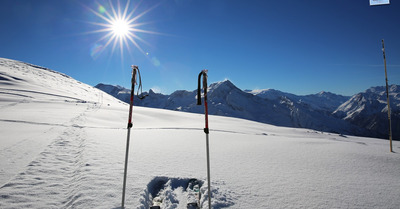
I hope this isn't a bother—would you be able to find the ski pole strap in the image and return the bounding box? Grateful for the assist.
[136,68,148,100]
[132,65,148,100]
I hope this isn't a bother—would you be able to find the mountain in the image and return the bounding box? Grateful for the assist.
[247,89,350,112]
[333,85,400,139]
[96,80,387,138]
[94,83,131,102]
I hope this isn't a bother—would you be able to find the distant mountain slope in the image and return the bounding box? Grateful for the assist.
[333,85,400,139]
[247,88,350,112]
[96,80,399,139]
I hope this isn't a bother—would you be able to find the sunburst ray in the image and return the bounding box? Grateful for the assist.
[83,0,160,59]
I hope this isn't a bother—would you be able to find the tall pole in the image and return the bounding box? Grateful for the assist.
[382,39,393,152]
[122,66,137,208]
[197,69,212,209]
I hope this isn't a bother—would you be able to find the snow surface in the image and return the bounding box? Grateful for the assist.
[1,58,400,209]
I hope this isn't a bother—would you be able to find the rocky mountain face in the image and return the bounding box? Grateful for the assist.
[95,81,400,140]
[333,85,400,139]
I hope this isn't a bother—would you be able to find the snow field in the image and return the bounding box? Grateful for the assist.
[1,58,400,208]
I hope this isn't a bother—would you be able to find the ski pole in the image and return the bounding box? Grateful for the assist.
[382,39,393,152]
[197,69,212,209]
[122,65,142,209]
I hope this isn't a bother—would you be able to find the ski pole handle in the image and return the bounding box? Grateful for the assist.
[127,66,138,128]
[197,69,208,105]
[202,70,208,101]
[131,65,138,85]
[196,69,209,134]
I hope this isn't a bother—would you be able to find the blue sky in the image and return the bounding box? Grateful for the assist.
[0,0,399,96]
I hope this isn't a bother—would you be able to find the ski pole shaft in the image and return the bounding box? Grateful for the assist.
[203,71,211,209]
[206,133,211,209]
[122,128,131,209]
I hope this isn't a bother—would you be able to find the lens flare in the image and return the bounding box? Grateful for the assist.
[90,43,104,60]
[98,5,106,14]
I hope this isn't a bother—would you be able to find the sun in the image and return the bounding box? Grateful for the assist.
[111,18,130,37]
[84,0,159,57]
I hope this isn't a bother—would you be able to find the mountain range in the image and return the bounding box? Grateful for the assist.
[95,81,399,140]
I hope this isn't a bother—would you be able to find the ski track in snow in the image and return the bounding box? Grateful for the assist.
[0,95,101,208]
[0,75,234,208]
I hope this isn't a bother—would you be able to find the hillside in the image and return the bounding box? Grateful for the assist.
[1,58,400,209]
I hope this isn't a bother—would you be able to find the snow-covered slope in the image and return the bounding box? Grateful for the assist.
[1,58,400,209]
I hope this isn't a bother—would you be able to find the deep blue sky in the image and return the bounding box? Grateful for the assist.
[0,0,399,96]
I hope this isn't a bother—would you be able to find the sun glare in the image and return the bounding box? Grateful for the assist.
[84,0,159,58]
[111,19,129,37]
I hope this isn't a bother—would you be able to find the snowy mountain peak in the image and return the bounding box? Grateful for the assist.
[390,84,399,92]
[208,79,237,91]
[246,88,270,94]
[317,91,334,97]
[94,83,129,96]
[364,85,399,96]
[365,86,385,95]
[248,88,288,100]
[207,80,244,99]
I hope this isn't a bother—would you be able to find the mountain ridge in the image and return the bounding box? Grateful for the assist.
[95,80,400,140]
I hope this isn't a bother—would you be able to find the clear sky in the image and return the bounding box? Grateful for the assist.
[0,0,399,96]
